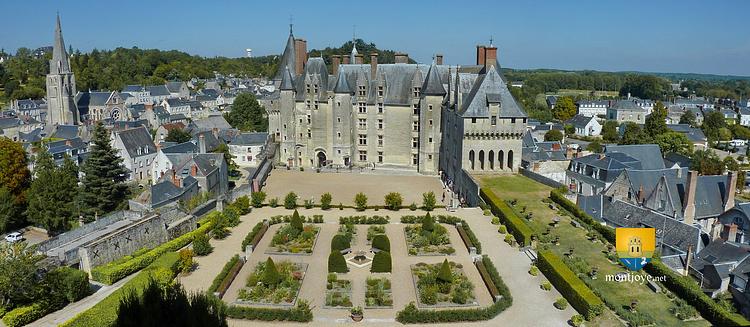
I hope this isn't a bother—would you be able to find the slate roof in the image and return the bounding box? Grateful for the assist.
[605,144,665,170]
[280,66,296,91]
[192,131,222,152]
[75,91,113,107]
[0,118,20,129]
[333,69,351,94]
[191,116,231,131]
[115,126,156,158]
[151,176,198,206]
[566,114,595,129]
[458,64,526,118]
[123,85,145,93]
[692,240,750,272]
[667,124,706,143]
[161,141,199,154]
[610,100,645,112]
[274,31,297,81]
[230,132,268,146]
[50,125,79,140]
[664,152,692,168]
[146,85,170,97]
[166,81,184,93]
[421,62,446,96]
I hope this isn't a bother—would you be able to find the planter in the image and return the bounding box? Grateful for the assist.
[351,313,363,322]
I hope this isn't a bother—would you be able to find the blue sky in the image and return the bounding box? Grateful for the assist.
[2,0,749,76]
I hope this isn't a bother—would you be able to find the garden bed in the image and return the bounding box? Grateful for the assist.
[324,274,353,308]
[237,260,307,306]
[366,225,386,244]
[404,223,455,256]
[365,277,393,308]
[411,261,477,308]
[265,223,320,255]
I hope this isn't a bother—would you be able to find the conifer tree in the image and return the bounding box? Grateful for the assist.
[437,259,452,283]
[25,148,79,234]
[79,122,129,220]
[261,257,281,286]
[421,212,434,232]
[290,209,303,232]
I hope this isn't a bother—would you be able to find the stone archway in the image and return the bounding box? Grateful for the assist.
[317,151,327,168]
[489,150,495,170]
[479,150,485,170]
[507,150,514,170]
[469,150,475,170]
[498,150,504,170]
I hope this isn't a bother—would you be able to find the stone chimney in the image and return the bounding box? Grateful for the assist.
[355,54,364,64]
[294,38,307,76]
[199,134,207,154]
[724,223,739,242]
[171,169,181,188]
[343,56,350,64]
[332,55,340,76]
[484,46,498,69]
[565,146,575,159]
[683,245,693,276]
[726,171,738,211]
[683,170,698,225]
[370,53,378,79]
[435,54,443,65]
[65,139,72,147]
[476,45,486,66]
[190,164,198,176]
[395,52,409,64]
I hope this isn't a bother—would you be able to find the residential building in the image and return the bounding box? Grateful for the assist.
[566,114,602,136]
[228,132,269,167]
[576,100,609,117]
[111,126,157,183]
[566,144,665,196]
[607,100,646,124]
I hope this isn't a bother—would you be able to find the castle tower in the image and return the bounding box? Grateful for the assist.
[279,66,297,166]
[46,14,79,126]
[419,61,445,174]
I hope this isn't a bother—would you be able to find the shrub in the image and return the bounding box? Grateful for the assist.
[2,302,47,327]
[421,212,435,232]
[481,188,534,246]
[223,206,241,227]
[422,191,437,211]
[290,210,304,231]
[262,257,282,286]
[371,251,392,273]
[284,192,298,209]
[483,209,491,216]
[251,191,266,207]
[304,199,313,209]
[331,234,351,252]
[320,193,332,210]
[212,222,229,239]
[541,281,552,291]
[177,248,194,273]
[571,314,585,326]
[504,233,515,245]
[328,251,349,273]
[384,192,403,210]
[537,250,604,320]
[240,221,267,252]
[529,265,539,276]
[269,197,279,207]
[554,297,569,310]
[45,267,90,303]
[371,234,391,252]
[225,299,312,322]
[208,255,241,294]
[234,195,251,214]
[409,202,417,211]
[491,217,500,225]
[192,232,213,256]
[355,192,368,211]
[437,259,453,283]
[644,259,750,326]
[498,225,507,234]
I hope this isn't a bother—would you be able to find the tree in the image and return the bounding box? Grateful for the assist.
[0,137,31,205]
[232,196,251,214]
[691,149,724,175]
[371,251,392,273]
[437,259,452,283]
[115,279,227,327]
[330,234,351,252]
[564,124,575,136]
[214,143,237,173]
[327,251,349,273]
[164,128,192,143]
[192,233,213,256]
[586,140,603,153]
[225,93,268,132]
[320,193,332,210]
[552,96,576,121]
[422,192,436,211]
[0,242,43,307]
[354,193,367,211]
[372,234,390,252]
[730,124,750,140]
[261,257,281,286]
[724,157,746,192]
[284,192,298,209]
[250,191,266,208]
[384,192,402,210]
[719,127,732,142]
[619,75,670,100]
[654,132,692,156]
[544,129,564,142]
[0,187,21,233]
[679,111,697,127]
[25,148,79,234]
[644,101,668,138]
[421,213,434,232]
[619,122,648,145]
[290,209,303,232]
[79,122,129,220]
[602,120,620,143]
[703,111,727,142]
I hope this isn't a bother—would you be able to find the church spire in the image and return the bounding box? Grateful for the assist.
[51,13,71,74]
[350,26,358,64]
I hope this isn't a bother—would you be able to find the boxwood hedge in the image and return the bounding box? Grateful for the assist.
[2,302,48,327]
[480,188,534,246]
[240,221,268,251]
[226,300,312,322]
[549,189,615,243]
[536,250,604,320]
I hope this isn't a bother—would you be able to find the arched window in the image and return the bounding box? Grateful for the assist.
[469,150,475,170]
[508,150,514,170]
[488,150,494,170]
[479,150,485,170]
[498,150,504,169]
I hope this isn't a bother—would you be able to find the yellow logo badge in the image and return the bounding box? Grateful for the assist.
[616,228,655,271]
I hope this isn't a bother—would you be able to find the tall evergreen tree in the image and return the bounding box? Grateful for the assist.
[25,148,78,234]
[0,187,21,233]
[79,122,129,220]
[644,101,668,138]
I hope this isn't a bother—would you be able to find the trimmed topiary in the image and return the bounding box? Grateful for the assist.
[437,259,452,283]
[371,251,392,273]
[372,234,390,252]
[331,234,351,252]
[262,257,281,286]
[290,209,304,232]
[284,192,298,209]
[421,213,434,232]
[328,251,349,273]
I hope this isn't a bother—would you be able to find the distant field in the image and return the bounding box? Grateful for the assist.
[556,89,619,97]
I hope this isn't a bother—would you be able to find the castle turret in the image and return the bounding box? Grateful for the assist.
[419,60,445,174]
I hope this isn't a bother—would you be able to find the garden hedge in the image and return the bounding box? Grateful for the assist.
[2,302,47,327]
[644,260,750,326]
[241,221,268,251]
[338,215,390,224]
[436,215,482,254]
[395,255,512,323]
[328,251,349,273]
[91,220,213,284]
[371,251,392,273]
[372,234,390,252]
[480,188,534,246]
[226,300,312,322]
[549,189,615,243]
[46,266,91,303]
[536,250,604,320]
[208,254,244,299]
[331,234,351,252]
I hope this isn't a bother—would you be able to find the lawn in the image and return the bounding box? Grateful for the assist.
[481,175,710,327]
[61,252,180,327]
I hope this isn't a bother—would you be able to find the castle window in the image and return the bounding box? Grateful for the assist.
[307,129,311,138]
[358,119,367,129]
[359,134,367,145]
[428,154,432,160]
[378,103,383,113]
[428,104,433,111]
[358,102,367,113]
[378,86,384,97]
[429,137,433,143]
[511,118,516,123]
[337,117,341,123]
[359,150,367,161]
[378,119,383,130]
[307,115,311,124]
[429,119,433,127]
[337,132,341,138]
[412,121,419,132]
[413,87,421,97]
[412,137,418,148]
[413,104,419,115]
[378,135,383,147]
[491,116,497,125]
[471,118,477,124]
[412,154,418,165]
[358,85,366,96]
[378,151,383,163]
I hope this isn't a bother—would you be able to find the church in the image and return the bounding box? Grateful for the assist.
[266,26,527,180]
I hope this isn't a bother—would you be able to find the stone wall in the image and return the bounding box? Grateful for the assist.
[37,210,142,253]
[167,214,198,239]
[520,167,564,189]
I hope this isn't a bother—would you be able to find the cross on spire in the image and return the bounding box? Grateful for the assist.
[490,36,494,47]
[289,15,293,35]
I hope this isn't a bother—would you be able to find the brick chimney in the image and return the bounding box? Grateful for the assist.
[435,54,443,65]
[725,171,738,211]
[171,169,181,188]
[294,38,307,76]
[395,52,409,64]
[145,103,153,111]
[343,56,350,64]
[370,53,378,79]
[683,170,698,225]
[190,164,198,176]
[476,45,486,66]
[484,46,498,69]
[724,223,739,242]
[332,55,340,76]
[355,54,364,64]
[199,134,207,154]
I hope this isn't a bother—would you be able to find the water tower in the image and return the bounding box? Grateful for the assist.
[245,48,252,58]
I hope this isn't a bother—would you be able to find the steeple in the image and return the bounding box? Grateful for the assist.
[422,61,446,96]
[350,27,358,65]
[333,69,352,94]
[51,13,71,74]
[274,26,297,81]
[280,66,295,90]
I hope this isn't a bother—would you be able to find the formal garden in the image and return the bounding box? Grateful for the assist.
[237,257,306,305]
[325,274,353,308]
[266,211,320,254]
[365,277,393,308]
[403,213,456,255]
[412,259,477,307]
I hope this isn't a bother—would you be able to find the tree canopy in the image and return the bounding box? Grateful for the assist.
[79,122,129,220]
[224,93,267,132]
[552,96,577,121]
[691,149,724,175]
[164,128,192,143]
[544,129,564,142]
[25,149,79,234]
[644,101,668,138]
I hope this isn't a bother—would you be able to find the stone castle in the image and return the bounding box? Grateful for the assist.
[267,26,527,178]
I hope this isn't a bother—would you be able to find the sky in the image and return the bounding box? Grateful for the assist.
[1,0,749,76]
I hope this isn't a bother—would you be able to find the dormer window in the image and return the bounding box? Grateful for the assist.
[413,87,421,97]
[491,116,497,126]
[378,86,384,97]
[358,85,366,96]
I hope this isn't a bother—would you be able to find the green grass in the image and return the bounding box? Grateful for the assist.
[61,252,179,327]
[481,175,710,327]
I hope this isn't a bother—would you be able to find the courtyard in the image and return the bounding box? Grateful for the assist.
[179,172,574,326]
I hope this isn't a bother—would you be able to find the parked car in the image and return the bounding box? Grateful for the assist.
[4,232,24,243]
